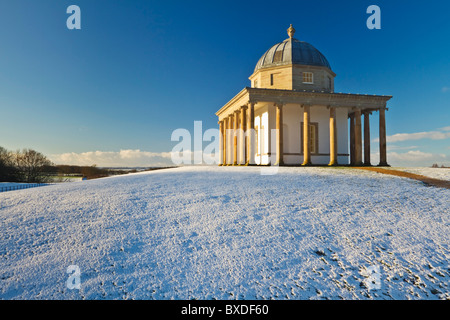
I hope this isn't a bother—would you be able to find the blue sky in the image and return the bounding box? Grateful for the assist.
[0,0,449,166]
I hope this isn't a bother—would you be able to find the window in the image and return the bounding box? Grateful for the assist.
[254,79,258,88]
[301,122,319,154]
[270,74,274,86]
[328,76,332,90]
[303,72,314,84]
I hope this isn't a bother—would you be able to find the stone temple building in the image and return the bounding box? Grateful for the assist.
[215,25,392,166]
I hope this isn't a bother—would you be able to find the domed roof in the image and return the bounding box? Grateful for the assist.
[254,25,332,72]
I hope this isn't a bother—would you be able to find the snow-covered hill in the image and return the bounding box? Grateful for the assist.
[0,166,449,300]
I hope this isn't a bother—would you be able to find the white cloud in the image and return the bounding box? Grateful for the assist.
[371,150,449,167]
[49,149,219,167]
[387,145,418,151]
[49,149,174,167]
[442,87,450,93]
[388,150,448,167]
[373,127,450,143]
[387,131,450,143]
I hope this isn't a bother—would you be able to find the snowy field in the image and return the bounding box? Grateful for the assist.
[389,167,450,181]
[0,166,449,300]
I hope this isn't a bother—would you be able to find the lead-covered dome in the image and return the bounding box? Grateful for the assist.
[254,25,331,72]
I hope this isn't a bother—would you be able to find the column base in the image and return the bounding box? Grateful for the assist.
[328,162,338,166]
[378,162,390,167]
[301,162,312,166]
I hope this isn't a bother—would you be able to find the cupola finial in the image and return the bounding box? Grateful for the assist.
[287,24,296,39]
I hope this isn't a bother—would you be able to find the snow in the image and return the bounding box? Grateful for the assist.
[0,166,449,300]
[389,167,450,181]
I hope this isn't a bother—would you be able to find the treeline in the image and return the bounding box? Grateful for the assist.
[0,147,53,183]
[0,146,131,183]
[431,163,449,168]
[51,164,130,180]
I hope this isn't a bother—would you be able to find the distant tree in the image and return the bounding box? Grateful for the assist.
[81,165,102,179]
[431,163,439,168]
[0,147,9,181]
[14,149,53,183]
[0,147,18,182]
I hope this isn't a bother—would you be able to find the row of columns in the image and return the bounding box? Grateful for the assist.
[219,103,388,166]
[219,103,256,165]
[349,108,387,166]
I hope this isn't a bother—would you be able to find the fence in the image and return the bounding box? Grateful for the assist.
[0,183,51,193]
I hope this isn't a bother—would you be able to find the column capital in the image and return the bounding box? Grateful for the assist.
[274,102,284,108]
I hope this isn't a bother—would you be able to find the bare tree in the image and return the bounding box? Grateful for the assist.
[0,147,17,182]
[14,149,53,183]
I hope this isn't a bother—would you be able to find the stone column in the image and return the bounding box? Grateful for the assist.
[233,111,238,165]
[302,105,311,166]
[349,113,355,165]
[275,103,284,166]
[222,118,228,165]
[247,102,255,165]
[328,107,338,166]
[364,111,371,166]
[240,106,246,165]
[219,120,224,166]
[378,108,388,166]
[227,115,233,165]
[354,108,363,166]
